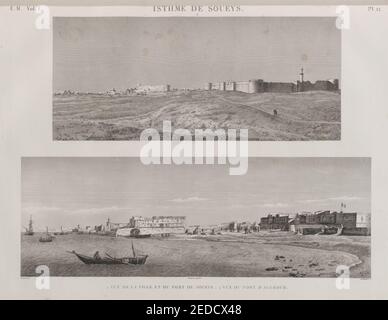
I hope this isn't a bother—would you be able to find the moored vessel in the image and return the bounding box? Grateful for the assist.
[39,227,54,242]
[24,216,34,235]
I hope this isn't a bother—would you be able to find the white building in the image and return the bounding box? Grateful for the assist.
[134,84,170,94]
[116,216,186,237]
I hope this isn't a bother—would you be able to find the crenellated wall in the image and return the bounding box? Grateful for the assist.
[264,82,296,93]
[297,79,339,92]
[209,82,226,91]
[205,78,339,93]
[225,81,236,91]
[234,81,250,93]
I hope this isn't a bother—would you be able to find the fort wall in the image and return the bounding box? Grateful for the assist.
[297,79,338,92]
[264,82,296,93]
[234,81,250,93]
[225,81,236,91]
[205,78,339,94]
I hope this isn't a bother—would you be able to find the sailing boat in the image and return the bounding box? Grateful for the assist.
[39,227,54,243]
[24,216,34,235]
[69,241,148,265]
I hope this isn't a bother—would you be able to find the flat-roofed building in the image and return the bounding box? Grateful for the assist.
[260,214,290,231]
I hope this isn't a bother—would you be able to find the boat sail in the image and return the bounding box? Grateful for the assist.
[131,240,136,257]
[24,216,34,235]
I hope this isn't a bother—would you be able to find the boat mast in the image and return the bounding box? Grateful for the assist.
[28,215,33,232]
[131,241,136,257]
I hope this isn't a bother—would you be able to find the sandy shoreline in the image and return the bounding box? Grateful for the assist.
[21,232,369,278]
[186,232,369,278]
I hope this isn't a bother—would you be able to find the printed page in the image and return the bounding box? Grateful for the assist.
[0,2,387,300]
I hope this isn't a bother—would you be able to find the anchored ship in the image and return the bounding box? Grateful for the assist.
[24,216,34,235]
[39,227,54,243]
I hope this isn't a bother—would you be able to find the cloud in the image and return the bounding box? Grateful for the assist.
[22,206,63,214]
[298,196,364,204]
[297,199,323,204]
[70,206,131,215]
[328,196,364,201]
[262,202,289,208]
[22,205,131,217]
[169,197,208,203]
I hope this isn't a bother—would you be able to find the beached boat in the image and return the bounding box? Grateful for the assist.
[323,226,339,235]
[24,216,34,235]
[39,227,54,242]
[68,242,148,265]
[134,234,151,238]
[68,251,121,264]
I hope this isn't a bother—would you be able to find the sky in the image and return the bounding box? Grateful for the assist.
[22,158,370,231]
[53,17,341,92]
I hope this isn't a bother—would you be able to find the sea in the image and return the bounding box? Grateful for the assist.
[21,232,360,277]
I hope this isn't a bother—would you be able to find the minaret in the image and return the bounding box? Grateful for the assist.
[298,67,305,92]
[299,67,304,83]
[28,215,33,232]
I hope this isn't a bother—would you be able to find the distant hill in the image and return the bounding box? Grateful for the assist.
[53,90,340,141]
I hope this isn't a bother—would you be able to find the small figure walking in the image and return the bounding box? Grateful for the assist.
[273,109,278,117]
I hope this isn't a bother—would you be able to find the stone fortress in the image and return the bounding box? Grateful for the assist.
[55,68,339,96]
[205,68,339,93]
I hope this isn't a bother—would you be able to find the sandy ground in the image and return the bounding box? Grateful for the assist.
[21,231,368,278]
[53,90,340,141]
[200,231,370,278]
